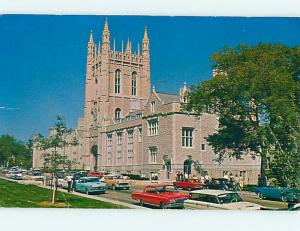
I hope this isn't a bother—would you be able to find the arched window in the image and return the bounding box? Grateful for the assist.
[132,72,137,96]
[115,108,121,120]
[115,69,121,94]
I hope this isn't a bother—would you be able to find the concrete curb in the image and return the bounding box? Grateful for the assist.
[0,176,147,209]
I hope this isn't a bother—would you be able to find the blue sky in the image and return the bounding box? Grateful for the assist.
[0,15,300,141]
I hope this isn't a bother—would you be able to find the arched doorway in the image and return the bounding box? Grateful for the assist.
[183,156,194,179]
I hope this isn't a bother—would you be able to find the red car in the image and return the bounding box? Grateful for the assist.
[131,184,188,209]
[173,179,204,191]
[88,172,104,178]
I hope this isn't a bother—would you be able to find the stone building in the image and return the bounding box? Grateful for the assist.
[33,18,260,184]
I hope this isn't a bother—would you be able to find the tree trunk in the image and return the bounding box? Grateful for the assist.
[51,172,56,203]
[260,148,268,187]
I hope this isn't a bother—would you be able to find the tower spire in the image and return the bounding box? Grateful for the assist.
[143,26,149,41]
[103,17,109,32]
[97,42,101,58]
[113,38,116,53]
[101,17,110,53]
[89,30,94,44]
[126,38,131,53]
[142,26,149,54]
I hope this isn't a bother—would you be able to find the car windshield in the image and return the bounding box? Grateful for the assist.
[218,193,244,204]
[156,185,178,193]
[84,178,99,183]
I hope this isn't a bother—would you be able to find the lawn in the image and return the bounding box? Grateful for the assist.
[0,179,127,208]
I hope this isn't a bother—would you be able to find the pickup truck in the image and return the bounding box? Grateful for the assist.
[173,179,204,191]
[131,184,188,209]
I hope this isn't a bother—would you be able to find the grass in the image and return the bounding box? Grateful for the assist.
[0,179,127,208]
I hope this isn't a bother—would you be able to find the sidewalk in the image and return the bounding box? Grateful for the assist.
[0,176,147,209]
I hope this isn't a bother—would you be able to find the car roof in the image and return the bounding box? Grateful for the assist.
[189,189,236,196]
[79,176,99,180]
[145,183,174,187]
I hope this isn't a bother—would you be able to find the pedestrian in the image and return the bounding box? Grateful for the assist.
[223,172,229,180]
[66,175,72,193]
[229,173,234,183]
[239,175,244,190]
[72,176,77,191]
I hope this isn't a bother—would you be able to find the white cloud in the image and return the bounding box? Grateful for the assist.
[0,106,19,111]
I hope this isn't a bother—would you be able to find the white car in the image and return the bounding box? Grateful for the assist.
[184,189,262,210]
[60,176,73,189]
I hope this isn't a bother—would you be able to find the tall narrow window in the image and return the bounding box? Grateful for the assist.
[132,72,137,96]
[115,69,121,94]
[127,129,134,165]
[149,146,158,163]
[115,108,121,121]
[150,101,155,112]
[117,131,123,165]
[182,128,194,147]
[148,118,158,136]
[106,133,113,165]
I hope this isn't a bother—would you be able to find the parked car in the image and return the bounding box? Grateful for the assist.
[88,172,104,178]
[6,171,23,180]
[131,184,188,209]
[255,186,297,202]
[204,178,235,191]
[184,189,262,210]
[104,174,131,190]
[75,177,107,194]
[173,179,204,191]
[288,203,300,211]
[59,176,73,189]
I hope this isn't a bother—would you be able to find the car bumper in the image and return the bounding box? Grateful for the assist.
[166,202,184,208]
[88,188,106,193]
[115,184,130,189]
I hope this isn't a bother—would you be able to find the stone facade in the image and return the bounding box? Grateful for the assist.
[33,18,260,184]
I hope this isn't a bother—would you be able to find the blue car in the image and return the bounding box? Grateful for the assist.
[75,177,107,194]
[255,186,298,202]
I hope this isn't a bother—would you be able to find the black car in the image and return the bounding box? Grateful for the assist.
[204,178,235,191]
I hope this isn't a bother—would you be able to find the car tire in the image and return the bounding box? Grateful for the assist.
[139,200,144,206]
[257,192,263,199]
[160,202,167,209]
[281,195,287,202]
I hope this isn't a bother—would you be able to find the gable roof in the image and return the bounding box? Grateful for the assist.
[156,92,180,104]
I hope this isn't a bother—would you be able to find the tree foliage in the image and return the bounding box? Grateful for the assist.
[35,115,77,203]
[0,135,32,169]
[185,43,300,187]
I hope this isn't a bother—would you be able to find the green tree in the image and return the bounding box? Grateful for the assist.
[185,43,300,187]
[37,116,77,203]
[0,135,32,169]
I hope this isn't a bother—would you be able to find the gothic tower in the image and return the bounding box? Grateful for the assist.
[83,18,151,129]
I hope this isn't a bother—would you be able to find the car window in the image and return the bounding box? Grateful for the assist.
[85,178,99,183]
[218,193,244,204]
[145,187,157,193]
[189,194,218,204]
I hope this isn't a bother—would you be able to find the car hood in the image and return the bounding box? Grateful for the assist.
[223,201,262,210]
[115,179,130,184]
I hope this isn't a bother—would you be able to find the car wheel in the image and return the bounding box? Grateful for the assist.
[257,192,263,199]
[160,202,167,209]
[112,185,116,190]
[139,200,144,206]
[281,195,287,202]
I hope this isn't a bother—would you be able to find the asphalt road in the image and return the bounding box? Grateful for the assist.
[94,188,288,210]
[1,175,289,210]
